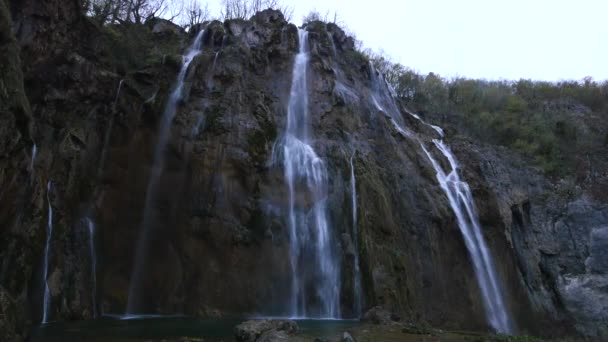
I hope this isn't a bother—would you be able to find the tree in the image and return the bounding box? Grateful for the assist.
[84,0,182,25]
[182,0,210,29]
[220,0,292,21]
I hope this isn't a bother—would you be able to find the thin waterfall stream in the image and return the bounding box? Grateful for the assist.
[421,140,513,334]
[369,64,512,333]
[272,29,340,318]
[42,181,53,324]
[85,217,98,318]
[126,29,206,315]
[349,152,362,317]
[30,143,37,184]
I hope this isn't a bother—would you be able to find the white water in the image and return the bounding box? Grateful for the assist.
[368,64,511,332]
[369,63,407,129]
[212,51,220,70]
[272,29,340,318]
[407,110,445,137]
[421,139,512,334]
[85,217,98,318]
[114,79,124,110]
[349,152,362,317]
[30,143,37,184]
[127,29,206,314]
[42,181,53,324]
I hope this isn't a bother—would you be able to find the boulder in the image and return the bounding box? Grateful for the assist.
[234,320,298,342]
[341,331,356,342]
[362,306,393,325]
[586,227,608,274]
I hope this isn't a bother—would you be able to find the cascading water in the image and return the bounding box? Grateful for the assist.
[85,217,98,318]
[349,152,362,317]
[30,143,37,184]
[98,79,124,180]
[368,63,511,332]
[212,51,220,70]
[272,29,340,318]
[369,63,413,137]
[421,139,513,334]
[42,181,53,324]
[127,28,206,314]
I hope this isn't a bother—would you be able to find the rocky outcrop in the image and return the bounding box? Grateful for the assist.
[234,319,298,342]
[0,0,34,340]
[0,1,606,341]
[451,138,608,338]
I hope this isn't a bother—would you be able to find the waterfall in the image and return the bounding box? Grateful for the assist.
[350,152,362,317]
[271,29,340,318]
[42,181,53,324]
[85,217,98,318]
[421,139,513,334]
[369,64,404,126]
[114,79,124,110]
[212,51,220,70]
[127,28,206,314]
[30,143,37,184]
[406,110,445,137]
[327,32,338,57]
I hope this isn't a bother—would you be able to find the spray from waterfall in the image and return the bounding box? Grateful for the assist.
[41,181,53,324]
[127,28,206,314]
[271,29,340,318]
[85,217,98,318]
[350,152,362,317]
[421,140,513,334]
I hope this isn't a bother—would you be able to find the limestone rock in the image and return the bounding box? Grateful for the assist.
[234,320,298,342]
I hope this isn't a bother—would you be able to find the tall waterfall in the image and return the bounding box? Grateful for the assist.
[42,181,53,324]
[272,29,340,318]
[422,139,513,334]
[85,217,98,318]
[350,152,362,317]
[127,29,206,314]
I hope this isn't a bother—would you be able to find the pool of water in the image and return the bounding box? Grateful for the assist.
[30,316,361,341]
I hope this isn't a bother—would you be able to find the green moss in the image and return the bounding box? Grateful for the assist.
[203,105,225,134]
[344,49,369,67]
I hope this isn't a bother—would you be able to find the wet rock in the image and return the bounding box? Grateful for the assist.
[234,319,298,342]
[586,227,608,274]
[401,321,437,335]
[341,331,356,342]
[559,274,608,339]
[148,18,183,36]
[362,306,393,325]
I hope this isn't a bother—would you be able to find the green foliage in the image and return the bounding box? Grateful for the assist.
[366,53,607,178]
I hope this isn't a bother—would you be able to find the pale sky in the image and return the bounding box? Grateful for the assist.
[204,0,608,81]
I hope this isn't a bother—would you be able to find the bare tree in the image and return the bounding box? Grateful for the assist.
[182,0,210,29]
[84,0,182,25]
[220,0,292,21]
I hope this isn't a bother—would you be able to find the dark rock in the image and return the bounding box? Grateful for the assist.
[362,306,392,325]
[341,331,356,342]
[234,319,298,342]
[147,18,184,36]
[586,227,608,274]
[401,321,436,335]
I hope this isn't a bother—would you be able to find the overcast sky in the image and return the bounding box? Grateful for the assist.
[204,0,607,81]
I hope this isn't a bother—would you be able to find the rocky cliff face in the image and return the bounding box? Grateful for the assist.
[1,1,606,340]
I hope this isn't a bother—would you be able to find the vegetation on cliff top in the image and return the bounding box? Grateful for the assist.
[368,51,608,176]
[83,0,607,178]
